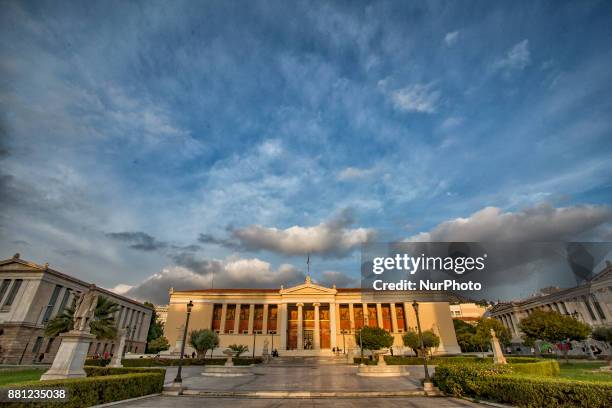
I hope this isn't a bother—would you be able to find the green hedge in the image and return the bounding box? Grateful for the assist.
[510,360,560,377]
[0,369,165,407]
[88,357,262,367]
[353,356,540,365]
[434,362,611,407]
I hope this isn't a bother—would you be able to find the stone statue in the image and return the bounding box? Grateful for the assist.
[490,329,507,364]
[73,285,98,333]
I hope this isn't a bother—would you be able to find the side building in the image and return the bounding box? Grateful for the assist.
[488,262,612,348]
[0,254,152,364]
[164,275,461,356]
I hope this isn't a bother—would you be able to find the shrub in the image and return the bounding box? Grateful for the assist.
[0,371,164,408]
[434,361,611,408]
[87,357,262,367]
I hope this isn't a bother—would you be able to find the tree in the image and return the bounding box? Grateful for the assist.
[590,326,612,366]
[471,318,512,357]
[143,302,164,353]
[357,326,394,353]
[228,344,249,358]
[453,319,478,352]
[188,329,219,358]
[147,336,170,354]
[45,296,120,340]
[518,310,591,362]
[403,330,440,357]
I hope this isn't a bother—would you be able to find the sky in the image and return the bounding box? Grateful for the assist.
[1,1,611,304]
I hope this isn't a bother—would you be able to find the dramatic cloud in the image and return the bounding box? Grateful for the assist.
[491,39,530,73]
[408,203,612,242]
[230,210,376,257]
[118,253,306,304]
[444,31,460,46]
[105,231,168,251]
[390,83,440,113]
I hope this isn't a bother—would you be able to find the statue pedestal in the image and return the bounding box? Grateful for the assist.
[41,330,95,380]
[109,331,127,368]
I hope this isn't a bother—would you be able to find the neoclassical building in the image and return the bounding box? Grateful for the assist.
[0,255,152,364]
[489,262,612,345]
[164,276,461,356]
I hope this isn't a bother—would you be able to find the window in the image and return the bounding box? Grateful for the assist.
[32,336,44,354]
[45,338,55,353]
[57,288,72,314]
[2,279,23,310]
[42,285,62,323]
[0,279,11,304]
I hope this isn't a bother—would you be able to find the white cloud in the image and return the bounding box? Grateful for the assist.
[108,283,133,295]
[231,210,376,257]
[492,39,530,73]
[337,166,376,181]
[444,31,460,46]
[408,203,612,242]
[390,83,440,113]
[121,255,306,304]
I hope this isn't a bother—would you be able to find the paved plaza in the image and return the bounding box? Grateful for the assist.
[160,359,427,392]
[113,395,488,407]
[108,358,490,407]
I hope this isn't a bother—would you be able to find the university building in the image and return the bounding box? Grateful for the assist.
[164,276,461,356]
[489,262,612,345]
[0,254,152,364]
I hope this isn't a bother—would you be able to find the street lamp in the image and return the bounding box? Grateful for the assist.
[173,300,193,385]
[359,328,364,364]
[252,331,257,359]
[412,301,431,383]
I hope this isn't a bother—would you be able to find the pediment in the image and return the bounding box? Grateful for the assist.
[0,259,42,271]
[280,281,337,296]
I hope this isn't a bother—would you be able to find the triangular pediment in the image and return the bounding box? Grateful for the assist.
[0,258,43,271]
[280,280,337,295]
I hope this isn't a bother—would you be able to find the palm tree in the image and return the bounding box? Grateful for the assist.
[45,295,120,340]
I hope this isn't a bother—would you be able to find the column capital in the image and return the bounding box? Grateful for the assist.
[313,302,321,307]
[296,302,304,307]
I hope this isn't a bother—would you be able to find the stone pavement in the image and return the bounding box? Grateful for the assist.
[162,363,426,392]
[111,395,489,407]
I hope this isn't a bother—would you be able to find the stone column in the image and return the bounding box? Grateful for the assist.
[262,304,269,333]
[220,304,227,333]
[362,303,369,326]
[279,303,288,351]
[248,304,255,334]
[313,303,321,349]
[593,292,612,321]
[234,304,241,333]
[348,303,355,332]
[329,302,337,349]
[390,304,399,333]
[297,303,304,350]
[404,302,416,331]
[376,303,383,329]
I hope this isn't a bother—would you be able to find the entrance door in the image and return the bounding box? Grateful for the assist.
[303,330,314,350]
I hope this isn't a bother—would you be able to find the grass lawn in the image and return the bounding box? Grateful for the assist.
[558,362,612,383]
[0,368,44,386]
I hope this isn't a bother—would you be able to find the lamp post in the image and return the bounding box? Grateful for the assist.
[341,330,347,354]
[412,301,431,383]
[359,328,364,364]
[173,300,193,385]
[252,331,256,359]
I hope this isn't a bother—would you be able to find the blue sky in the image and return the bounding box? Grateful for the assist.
[1,1,611,303]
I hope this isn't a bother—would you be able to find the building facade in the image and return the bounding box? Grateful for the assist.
[450,303,488,324]
[0,254,152,364]
[155,305,168,326]
[488,262,612,346]
[164,276,461,356]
